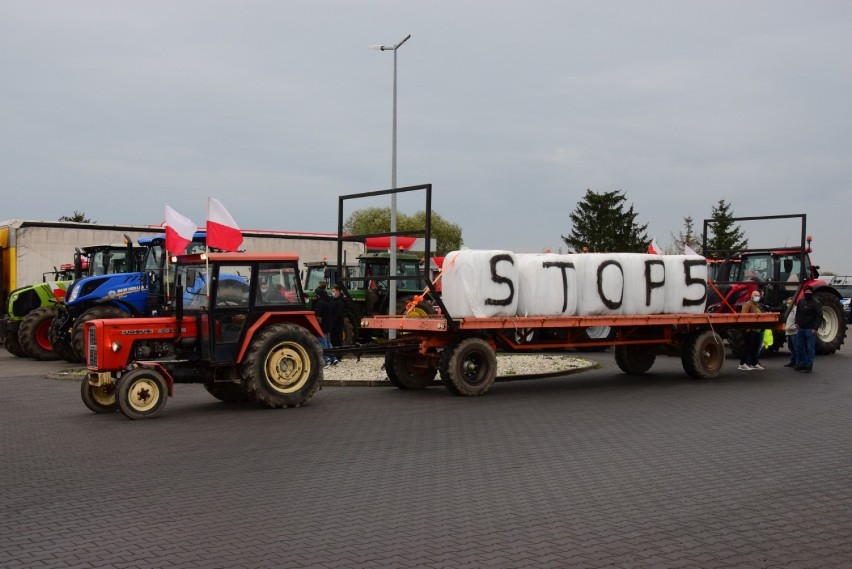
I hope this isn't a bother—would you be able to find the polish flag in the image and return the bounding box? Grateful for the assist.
[207,197,243,251]
[647,238,661,255]
[684,243,698,256]
[164,205,197,255]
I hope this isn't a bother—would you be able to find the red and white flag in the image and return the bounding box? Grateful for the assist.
[647,238,661,255]
[164,204,197,255]
[206,197,243,251]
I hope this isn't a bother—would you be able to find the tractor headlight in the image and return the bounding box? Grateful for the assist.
[66,283,80,303]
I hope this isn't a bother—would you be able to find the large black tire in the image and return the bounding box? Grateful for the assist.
[81,378,117,413]
[576,326,616,352]
[116,368,168,420]
[204,381,252,403]
[814,292,847,355]
[71,305,130,363]
[614,344,656,375]
[241,324,323,408]
[681,330,725,380]
[20,306,60,361]
[4,330,27,357]
[439,337,497,396]
[384,350,437,390]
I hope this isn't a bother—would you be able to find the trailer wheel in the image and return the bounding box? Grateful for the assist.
[116,368,168,420]
[440,337,497,396]
[4,330,27,357]
[385,350,437,390]
[814,291,847,355]
[81,378,117,413]
[614,345,656,375]
[682,330,725,380]
[241,324,323,408]
[71,305,130,362]
[19,306,60,361]
[204,381,252,403]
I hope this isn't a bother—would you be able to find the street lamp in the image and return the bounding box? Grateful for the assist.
[371,34,410,336]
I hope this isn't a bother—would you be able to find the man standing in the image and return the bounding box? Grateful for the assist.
[329,285,348,351]
[738,290,766,371]
[794,285,822,373]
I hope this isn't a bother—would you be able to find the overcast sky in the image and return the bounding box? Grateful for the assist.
[3,1,852,274]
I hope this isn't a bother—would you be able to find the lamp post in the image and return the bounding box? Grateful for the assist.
[371,34,410,337]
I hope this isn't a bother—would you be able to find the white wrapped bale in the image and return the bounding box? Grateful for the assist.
[516,253,579,316]
[620,254,667,315]
[442,250,519,317]
[662,255,708,313]
[575,254,624,316]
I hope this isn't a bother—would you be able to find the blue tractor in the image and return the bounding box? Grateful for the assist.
[49,233,214,362]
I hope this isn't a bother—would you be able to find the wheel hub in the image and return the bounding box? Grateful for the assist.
[128,380,159,412]
[265,342,309,393]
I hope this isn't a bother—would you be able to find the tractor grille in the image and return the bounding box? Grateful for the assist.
[87,326,98,368]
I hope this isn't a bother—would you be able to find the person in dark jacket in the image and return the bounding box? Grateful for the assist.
[794,285,822,373]
[329,285,348,351]
[313,287,337,366]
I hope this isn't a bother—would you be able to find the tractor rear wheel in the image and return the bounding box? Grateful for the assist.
[116,368,168,420]
[385,350,437,390]
[20,306,60,361]
[814,292,847,355]
[81,378,117,413]
[681,330,725,379]
[241,324,323,408]
[440,337,497,396]
[4,330,27,357]
[614,344,656,375]
[71,305,130,362]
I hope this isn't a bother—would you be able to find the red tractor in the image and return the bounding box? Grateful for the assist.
[704,215,846,355]
[82,252,325,419]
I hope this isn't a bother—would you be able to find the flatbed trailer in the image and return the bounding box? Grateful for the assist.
[360,311,782,395]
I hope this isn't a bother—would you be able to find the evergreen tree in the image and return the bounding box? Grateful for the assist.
[59,211,95,223]
[668,216,702,255]
[343,207,462,256]
[704,199,747,257]
[561,189,649,253]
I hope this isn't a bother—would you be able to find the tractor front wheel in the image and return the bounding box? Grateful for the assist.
[116,368,168,420]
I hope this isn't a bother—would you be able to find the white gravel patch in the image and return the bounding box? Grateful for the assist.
[321,353,597,383]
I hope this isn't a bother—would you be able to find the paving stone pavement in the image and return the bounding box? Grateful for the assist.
[1,348,851,568]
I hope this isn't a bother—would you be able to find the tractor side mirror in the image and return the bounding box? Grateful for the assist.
[186,269,198,289]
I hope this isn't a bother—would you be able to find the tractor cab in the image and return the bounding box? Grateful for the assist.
[175,253,307,363]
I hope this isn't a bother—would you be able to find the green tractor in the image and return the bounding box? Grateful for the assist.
[338,251,436,342]
[1,240,136,360]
